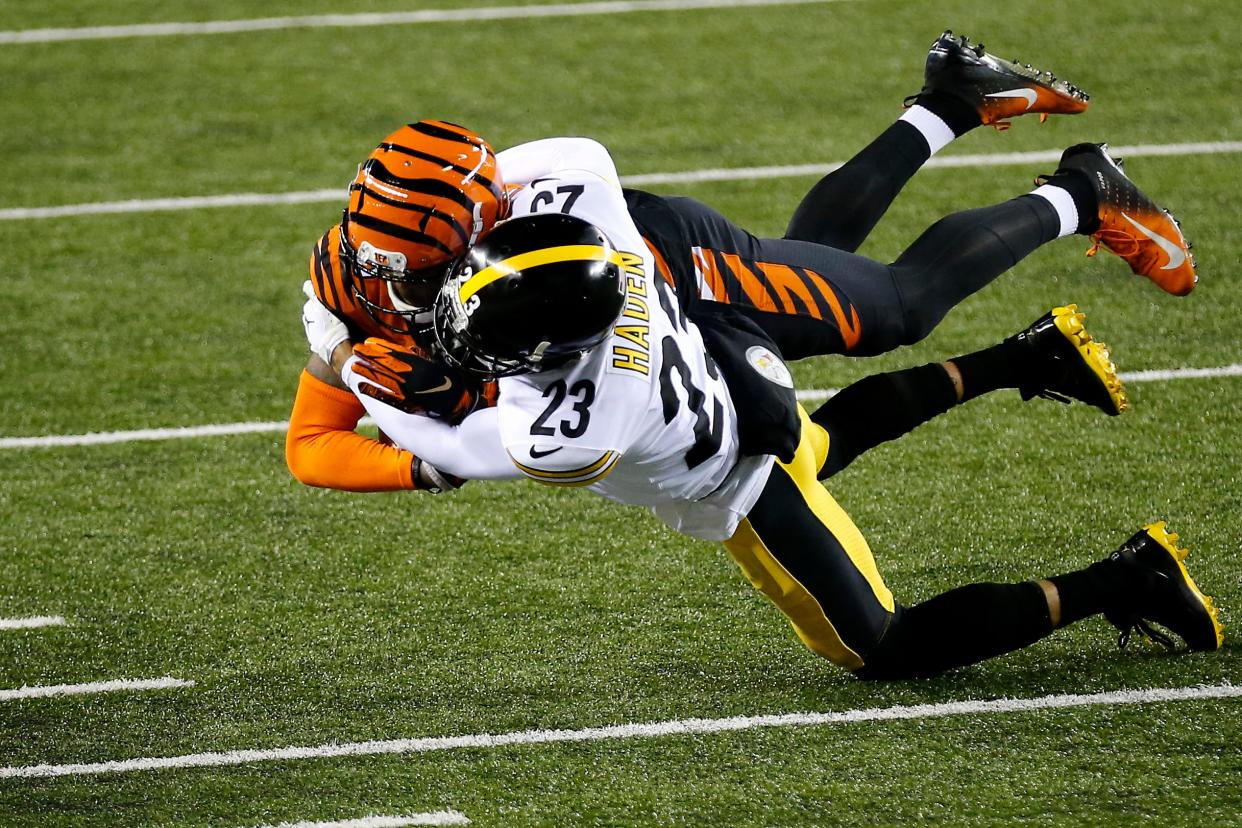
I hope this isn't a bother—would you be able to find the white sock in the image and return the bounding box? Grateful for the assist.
[1030,184,1080,238]
[899,105,956,156]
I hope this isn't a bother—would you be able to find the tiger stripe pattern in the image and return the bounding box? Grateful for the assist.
[688,246,863,351]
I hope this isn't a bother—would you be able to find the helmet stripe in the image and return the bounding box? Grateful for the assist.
[374,142,498,192]
[458,245,625,303]
[349,212,456,256]
[352,185,470,246]
[407,120,481,146]
[361,160,479,213]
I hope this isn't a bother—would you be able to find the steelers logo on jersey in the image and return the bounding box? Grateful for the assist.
[745,345,793,388]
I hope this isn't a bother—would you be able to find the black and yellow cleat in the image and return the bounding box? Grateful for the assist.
[1008,304,1128,415]
[1104,522,1224,652]
[906,30,1090,130]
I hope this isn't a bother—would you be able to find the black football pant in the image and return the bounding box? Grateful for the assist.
[628,120,1062,361]
[633,191,1060,360]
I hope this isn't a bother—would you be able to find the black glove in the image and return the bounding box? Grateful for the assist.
[351,338,479,422]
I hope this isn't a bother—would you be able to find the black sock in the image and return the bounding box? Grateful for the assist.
[1040,170,1100,235]
[1048,558,1127,626]
[915,90,983,137]
[947,338,1030,402]
[810,362,958,478]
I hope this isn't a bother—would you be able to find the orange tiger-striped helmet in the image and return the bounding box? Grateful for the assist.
[340,120,508,334]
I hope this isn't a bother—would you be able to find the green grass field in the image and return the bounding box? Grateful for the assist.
[1,1,1239,825]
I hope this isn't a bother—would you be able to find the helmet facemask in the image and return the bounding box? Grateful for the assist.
[339,218,452,335]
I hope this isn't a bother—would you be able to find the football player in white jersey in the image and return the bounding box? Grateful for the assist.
[301,151,1222,678]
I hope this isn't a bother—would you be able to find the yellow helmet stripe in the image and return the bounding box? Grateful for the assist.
[458,245,624,303]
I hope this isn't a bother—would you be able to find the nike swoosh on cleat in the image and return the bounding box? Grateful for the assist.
[412,378,454,394]
[984,88,1038,109]
[1121,212,1187,270]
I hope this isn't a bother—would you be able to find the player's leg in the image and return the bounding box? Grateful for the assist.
[651,188,1077,360]
[723,407,898,670]
[812,304,1127,478]
[861,141,1199,353]
[857,522,1223,680]
[727,413,1223,679]
[634,145,1194,361]
[785,31,1089,252]
[724,406,1058,677]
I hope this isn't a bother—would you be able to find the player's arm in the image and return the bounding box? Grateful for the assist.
[286,360,423,491]
[343,355,520,481]
[289,285,457,492]
[497,137,620,189]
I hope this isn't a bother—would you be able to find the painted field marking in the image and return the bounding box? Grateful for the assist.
[253,812,469,828]
[1121,364,1242,383]
[1,363,1238,449]
[0,677,194,702]
[0,616,66,631]
[1,683,1236,779]
[0,420,309,448]
[2,141,1240,221]
[0,0,840,45]
[795,362,1242,402]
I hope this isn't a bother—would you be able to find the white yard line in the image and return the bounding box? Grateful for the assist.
[1,683,1236,779]
[254,813,469,828]
[2,363,1238,449]
[0,615,66,631]
[629,141,1242,185]
[0,677,194,702]
[795,362,1242,401]
[0,420,313,448]
[0,0,840,45]
[1121,364,1242,383]
[3,141,1240,221]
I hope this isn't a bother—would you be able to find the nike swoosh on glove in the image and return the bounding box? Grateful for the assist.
[351,337,481,422]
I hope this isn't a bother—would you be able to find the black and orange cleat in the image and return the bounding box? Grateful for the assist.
[906,30,1090,129]
[1039,143,1198,296]
[1104,522,1224,652]
[1008,304,1128,415]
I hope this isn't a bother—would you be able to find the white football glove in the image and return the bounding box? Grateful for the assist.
[301,280,351,365]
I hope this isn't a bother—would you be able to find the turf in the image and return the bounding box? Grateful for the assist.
[0,1,1239,825]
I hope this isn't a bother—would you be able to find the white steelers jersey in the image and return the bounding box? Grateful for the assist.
[492,167,774,541]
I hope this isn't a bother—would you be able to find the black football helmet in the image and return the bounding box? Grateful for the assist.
[433,213,628,377]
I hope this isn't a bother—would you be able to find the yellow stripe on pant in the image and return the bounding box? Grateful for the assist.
[723,407,895,670]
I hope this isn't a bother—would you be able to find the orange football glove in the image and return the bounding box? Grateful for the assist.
[351,338,479,422]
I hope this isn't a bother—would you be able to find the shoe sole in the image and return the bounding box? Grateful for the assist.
[975,56,1089,126]
[926,34,1089,129]
[1050,304,1129,415]
[1142,521,1225,650]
